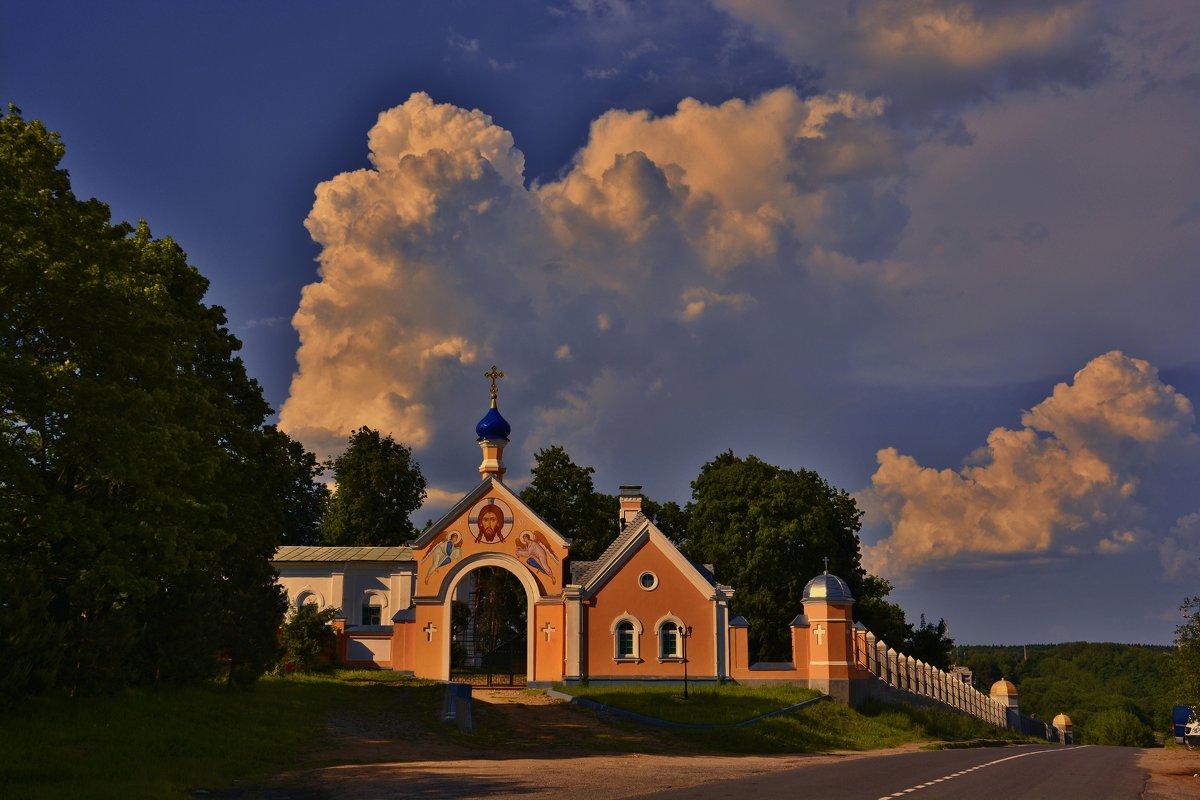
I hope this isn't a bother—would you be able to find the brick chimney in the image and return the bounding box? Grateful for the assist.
[618,485,643,528]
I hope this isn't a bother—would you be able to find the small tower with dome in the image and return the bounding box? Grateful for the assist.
[476,365,511,482]
[798,563,864,705]
[1052,712,1073,744]
[989,677,1020,729]
[989,677,1020,711]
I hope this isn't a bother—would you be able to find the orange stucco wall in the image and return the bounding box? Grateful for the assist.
[533,601,565,682]
[806,601,856,680]
[585,537,717,679]
[391,617,417,673]
[412,489,569,601]
[402,486,572,682]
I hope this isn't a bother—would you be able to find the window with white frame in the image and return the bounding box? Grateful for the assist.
[361,591,386,626]
[610,615,642,661]
[658,620,682,660]
[616,621,635,658]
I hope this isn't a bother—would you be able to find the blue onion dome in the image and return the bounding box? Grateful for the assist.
[476,405,511,440]
[802,571,854,603]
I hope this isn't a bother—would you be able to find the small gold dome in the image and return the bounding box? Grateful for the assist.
[1052,713,1072,727]
[990,678,1018,696]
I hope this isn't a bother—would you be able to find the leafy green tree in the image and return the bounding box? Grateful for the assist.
[906,614,955,670]
[321,426,426,546]
[271,426,329,545]
[450,600,472,667]
[1082,708,1154,747]
[519,445,617,559]
[471,566,527,654]
[642,497,689,543]
[0,106,298,695]
[278,603,340,673]
[684,451,884,662]
[854,574,912,649]
[1174,596,1200,705]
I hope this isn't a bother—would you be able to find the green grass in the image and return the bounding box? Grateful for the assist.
[557,684,1031,753]
[3,675,1035,798]
[0,671,440,800]
[561,683,823,725]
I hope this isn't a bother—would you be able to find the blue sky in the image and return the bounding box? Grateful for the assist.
[5,1,1199,646]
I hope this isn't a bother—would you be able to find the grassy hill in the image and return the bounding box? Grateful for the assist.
[958,642,1174,739]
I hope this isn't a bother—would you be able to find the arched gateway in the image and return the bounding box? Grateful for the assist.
[275,367,737,686]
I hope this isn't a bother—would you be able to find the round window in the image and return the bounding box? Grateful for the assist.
[639,571,658,590]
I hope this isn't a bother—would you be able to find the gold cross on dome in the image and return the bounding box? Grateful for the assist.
[484,365,504,406]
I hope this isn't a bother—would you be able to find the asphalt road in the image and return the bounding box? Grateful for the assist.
[638,745,1145,800]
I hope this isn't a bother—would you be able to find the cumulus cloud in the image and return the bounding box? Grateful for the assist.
[712,0,1109,115]
[861,352,1196,578]
[1161,513,1200,580]
[279,88,908,460]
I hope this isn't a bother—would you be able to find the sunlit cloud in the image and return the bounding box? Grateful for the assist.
[861,352,1197,579]
[279,87,905,459]
[713,0,1108,114]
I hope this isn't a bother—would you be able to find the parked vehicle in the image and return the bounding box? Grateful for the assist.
[1176,705,1199,748]
[1173,705,1193,745]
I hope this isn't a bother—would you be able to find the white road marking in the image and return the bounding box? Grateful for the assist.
[875,747,1090,800]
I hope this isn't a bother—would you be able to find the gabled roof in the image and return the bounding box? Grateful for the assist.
[410,475,571,550]
[578,514,732,600]
[273,545,414,563]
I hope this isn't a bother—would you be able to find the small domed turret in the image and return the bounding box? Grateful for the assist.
[477,365,510,481]
[802,572,854,603]
[475,406,511,441]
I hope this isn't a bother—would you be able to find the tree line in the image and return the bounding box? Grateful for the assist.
[958,642,1174,745]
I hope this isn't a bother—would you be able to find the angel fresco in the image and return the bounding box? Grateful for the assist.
[420,531,462,583]
[516,530,559,585]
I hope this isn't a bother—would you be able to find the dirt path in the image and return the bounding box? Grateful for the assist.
[1139,746,1200,800]
[263,689,1193,800]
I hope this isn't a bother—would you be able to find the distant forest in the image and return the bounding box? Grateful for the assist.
[958,643,1174,738]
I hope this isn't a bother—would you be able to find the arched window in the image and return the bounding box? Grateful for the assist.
[295,589,325,610]
[610,614,642,661]
[361,590,388,626]
[656,615,685,661]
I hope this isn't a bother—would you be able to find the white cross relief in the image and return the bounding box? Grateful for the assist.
[423,622,437,642]
[541,622,556,642]
[814,624,826,645]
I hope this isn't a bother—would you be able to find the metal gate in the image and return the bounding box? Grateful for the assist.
[450,632,527,686]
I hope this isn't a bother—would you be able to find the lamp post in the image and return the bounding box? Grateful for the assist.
[681,624,693,699]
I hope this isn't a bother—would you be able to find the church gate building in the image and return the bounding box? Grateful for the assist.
[274,372,893,703]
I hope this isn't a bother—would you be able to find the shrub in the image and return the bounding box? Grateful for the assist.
[1083,709,1154,747]
[278,604,340,673]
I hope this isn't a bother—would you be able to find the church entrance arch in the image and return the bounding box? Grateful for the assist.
[441,554,540,685]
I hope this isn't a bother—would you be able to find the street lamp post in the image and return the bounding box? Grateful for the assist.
[681,624,693,699]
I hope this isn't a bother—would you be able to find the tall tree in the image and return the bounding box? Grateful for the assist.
[641,497,689,544]
[519,445,617,560]
[854,574,913,650]
[906,614,955,670]
[684,451,887,662]
[0,106,297,695]
[321,426,426,546]
[1174,596,1200,705]
[269,426,329,546]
